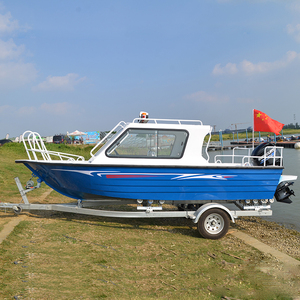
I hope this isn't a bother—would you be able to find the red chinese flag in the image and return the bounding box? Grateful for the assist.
[253,109,284,135]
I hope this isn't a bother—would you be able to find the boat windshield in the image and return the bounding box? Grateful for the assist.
[106,128,188,158]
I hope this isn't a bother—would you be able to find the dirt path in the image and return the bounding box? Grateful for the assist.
[0,188,53,244]
[230,229,300,279]
[0,215,26,244]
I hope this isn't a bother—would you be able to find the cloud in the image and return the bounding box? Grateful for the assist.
[17,106,37,115]
[212,63,238,75]
[0,104,11,113]
[32,73,87,92]
[286,24,300,43]
[0,62,37,87]
[40,102,77,115]
[0,12,20,35]
[212,51,300,75]
[287,2,300,14]
[0,11,36,88]
[0,102,81,117]
[0,104,36,116]
[184,90,229,103]
[236,97,255,104]
[0,39,25,60]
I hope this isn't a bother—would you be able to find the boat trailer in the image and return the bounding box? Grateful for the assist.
[0,176,274,239]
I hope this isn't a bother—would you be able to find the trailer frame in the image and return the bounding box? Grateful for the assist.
[0,177,274,239]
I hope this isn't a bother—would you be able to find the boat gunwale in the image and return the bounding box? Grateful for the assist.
[15,159,284,170]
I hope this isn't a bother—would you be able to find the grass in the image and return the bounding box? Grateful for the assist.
[0,142,299,299]
[0,215,295,300]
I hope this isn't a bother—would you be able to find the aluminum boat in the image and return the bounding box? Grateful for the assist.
[16,112,296,205]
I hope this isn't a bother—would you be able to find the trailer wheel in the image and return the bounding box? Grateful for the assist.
[13,205,22,215]
[197,208,229,239]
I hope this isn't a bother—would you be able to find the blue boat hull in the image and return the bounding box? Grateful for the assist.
[18,161,283,202]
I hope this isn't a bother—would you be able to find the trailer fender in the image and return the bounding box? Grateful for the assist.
[192,203,235,224]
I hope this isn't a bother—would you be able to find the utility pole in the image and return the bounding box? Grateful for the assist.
[231,122,249,131]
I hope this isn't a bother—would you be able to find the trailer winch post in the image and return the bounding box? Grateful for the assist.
[14,177,30,205]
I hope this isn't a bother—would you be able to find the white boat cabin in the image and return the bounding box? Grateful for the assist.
[89,117,212,166]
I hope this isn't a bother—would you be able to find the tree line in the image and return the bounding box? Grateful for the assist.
[283,123,300,129]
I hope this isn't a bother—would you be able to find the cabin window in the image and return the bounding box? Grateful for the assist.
[106,129,188,158]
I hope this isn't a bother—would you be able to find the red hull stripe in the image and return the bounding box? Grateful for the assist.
[106,175,156,179]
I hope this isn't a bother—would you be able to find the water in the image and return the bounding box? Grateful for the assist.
[270,148,300,231]
[208,147,300,231]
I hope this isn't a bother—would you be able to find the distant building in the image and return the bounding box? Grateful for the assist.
[46,136,53,143]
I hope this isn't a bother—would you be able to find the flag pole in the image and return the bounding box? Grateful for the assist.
[252,109,254,149]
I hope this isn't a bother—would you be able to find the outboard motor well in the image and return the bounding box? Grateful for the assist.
[274,181,295,204]
[251,142,281,166]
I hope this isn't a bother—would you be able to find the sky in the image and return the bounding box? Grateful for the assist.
[1,0,300,138]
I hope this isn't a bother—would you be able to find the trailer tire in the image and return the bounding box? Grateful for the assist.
[13,205,22,215]
[197,208,229,239]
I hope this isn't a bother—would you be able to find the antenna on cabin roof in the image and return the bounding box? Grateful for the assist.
[139,111,149,123]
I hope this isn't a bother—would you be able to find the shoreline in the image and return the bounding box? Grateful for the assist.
[232,216,300,261]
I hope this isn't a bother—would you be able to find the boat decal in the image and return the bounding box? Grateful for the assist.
[50,169,114,177]
[98,172,236,180]
[97,172,171,178]
[172,174,236,180]
[50,170,236,180]
[105,174,157,179]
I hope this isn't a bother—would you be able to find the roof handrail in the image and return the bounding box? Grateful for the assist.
[90,121,127,157]
[132,118,203,125]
